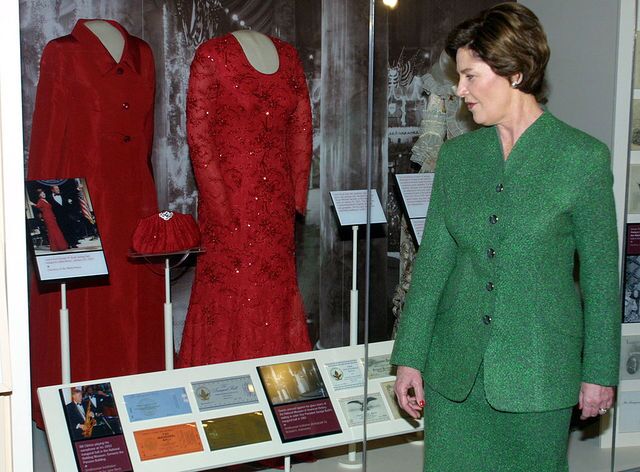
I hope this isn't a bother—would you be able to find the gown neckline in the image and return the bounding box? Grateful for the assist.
[227,33,282,76]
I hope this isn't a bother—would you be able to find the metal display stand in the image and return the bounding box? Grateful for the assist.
[328,189,388,469]
[57,248,203,386]
[129,248,204,370]
[60,283,70,384]
[340,225,363,468]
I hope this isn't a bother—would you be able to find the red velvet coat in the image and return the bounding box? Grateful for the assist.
[27,19,163,426]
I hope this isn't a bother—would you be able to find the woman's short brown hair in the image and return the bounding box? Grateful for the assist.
[445,2,550,103]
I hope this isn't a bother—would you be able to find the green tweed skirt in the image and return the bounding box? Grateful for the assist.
[423,366,573,472]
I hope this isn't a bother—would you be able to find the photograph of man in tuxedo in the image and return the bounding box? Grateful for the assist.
[64,387,93,441]
[49,184,80,248]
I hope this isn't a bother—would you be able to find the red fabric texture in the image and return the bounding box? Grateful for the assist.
[177,34,313,367]
[132,211,201,254]
[35,198,69,251]
[27,19,163,427]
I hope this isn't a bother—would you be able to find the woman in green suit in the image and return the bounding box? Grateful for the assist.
[391,3,620,471]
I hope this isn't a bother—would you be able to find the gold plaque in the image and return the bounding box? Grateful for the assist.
[202,411,271,450]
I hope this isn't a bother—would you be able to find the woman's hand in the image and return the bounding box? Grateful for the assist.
[394,366,425,419]
[579,382,615,420]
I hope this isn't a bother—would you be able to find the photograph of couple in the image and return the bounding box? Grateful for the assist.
[25,178,102,255]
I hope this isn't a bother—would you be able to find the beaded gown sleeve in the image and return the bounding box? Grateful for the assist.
[286,56,313,214]
[177,35,312,367]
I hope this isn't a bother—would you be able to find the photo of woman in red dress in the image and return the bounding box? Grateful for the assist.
[28,188,68,252]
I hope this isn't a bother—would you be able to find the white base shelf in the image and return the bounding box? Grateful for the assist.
[32,424,640,472]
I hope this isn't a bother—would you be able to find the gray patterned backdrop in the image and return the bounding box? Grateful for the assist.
[19,0,501,352]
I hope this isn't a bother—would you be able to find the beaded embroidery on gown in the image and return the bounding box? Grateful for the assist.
[177,34,313,367]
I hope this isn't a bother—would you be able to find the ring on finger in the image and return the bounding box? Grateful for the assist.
[598,408,608,415]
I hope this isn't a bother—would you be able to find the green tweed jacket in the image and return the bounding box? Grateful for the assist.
[391,111,621,412]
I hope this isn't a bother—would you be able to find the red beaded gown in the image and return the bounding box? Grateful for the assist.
[177,34,313,367]
[27,20,163,426]
[35,198,69,251]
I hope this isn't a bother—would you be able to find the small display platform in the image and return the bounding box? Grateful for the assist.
[39,340,423,471]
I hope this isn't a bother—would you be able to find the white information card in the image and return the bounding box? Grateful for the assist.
[395,173,434,246]
[410,218,425,245]
[329,190,387,226]
[395,173,434,219]
[36,252,108,281]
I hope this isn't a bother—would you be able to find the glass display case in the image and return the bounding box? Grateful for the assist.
[7,0,637,470]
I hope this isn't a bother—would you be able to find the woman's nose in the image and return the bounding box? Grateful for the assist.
[455,81,466,97]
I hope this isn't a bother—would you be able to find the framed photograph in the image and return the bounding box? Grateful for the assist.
[59,382,132,471]
[257,359,342,442]
[25,178,108,281]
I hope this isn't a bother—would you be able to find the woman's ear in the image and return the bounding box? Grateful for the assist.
[510,72,523,88]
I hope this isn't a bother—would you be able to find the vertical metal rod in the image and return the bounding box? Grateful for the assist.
[350,224,359,463]
[350,225,359,346]
[60,283,70,384]
[363,0,376,470]
[164,258,174,370]
[165,258,171,303]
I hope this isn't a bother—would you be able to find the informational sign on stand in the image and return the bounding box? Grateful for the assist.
[410,218,425,244]
[395,173,434,245]
[39,341,422,472]
[329,189,387,226]
[25,177,108,281]
[395,173,434,219]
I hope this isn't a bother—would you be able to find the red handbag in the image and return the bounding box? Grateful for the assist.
[132,211,200,254]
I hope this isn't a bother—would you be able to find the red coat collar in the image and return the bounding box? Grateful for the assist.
[71,19,141,76]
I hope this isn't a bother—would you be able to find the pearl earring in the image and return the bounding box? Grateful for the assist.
[511,81,518,88]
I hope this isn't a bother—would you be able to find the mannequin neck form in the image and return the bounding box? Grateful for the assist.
[230,30,279,74]
[84,20,125,63]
